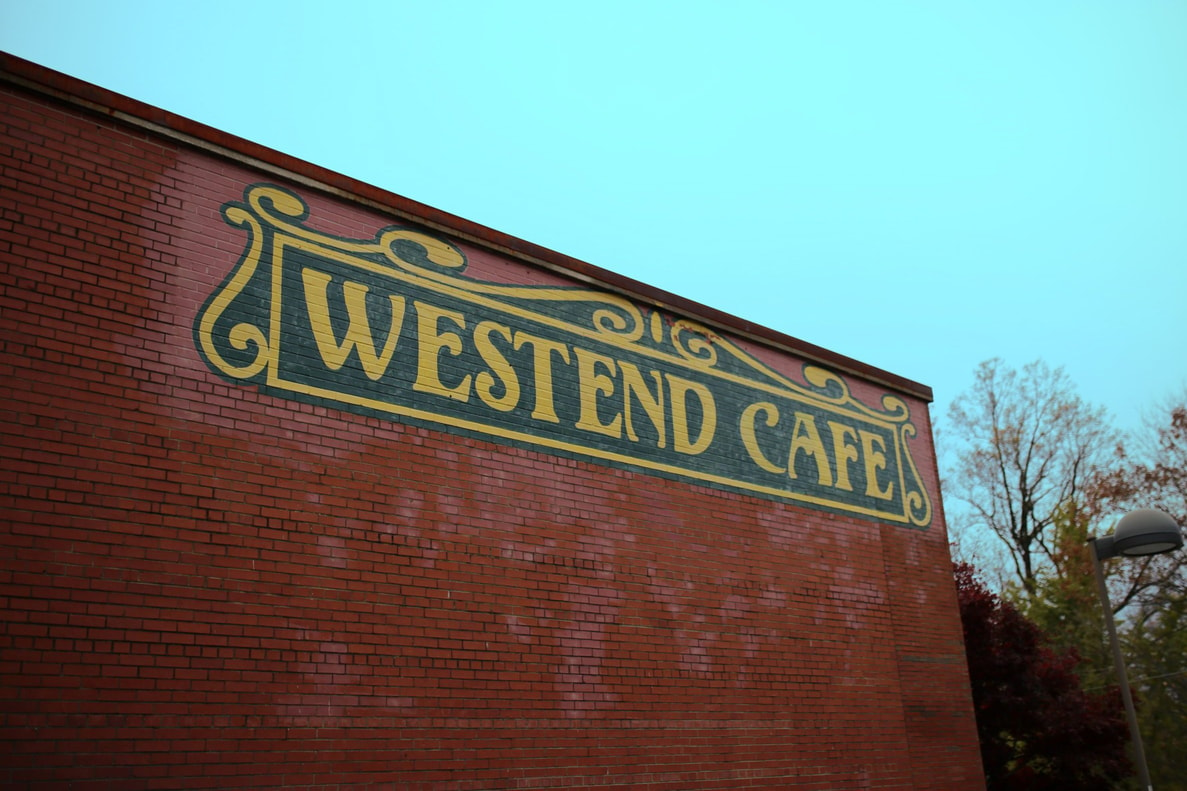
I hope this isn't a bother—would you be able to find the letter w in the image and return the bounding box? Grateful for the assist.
[301,268,406,381]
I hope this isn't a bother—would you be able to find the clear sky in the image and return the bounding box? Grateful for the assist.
[3,1,1185,436]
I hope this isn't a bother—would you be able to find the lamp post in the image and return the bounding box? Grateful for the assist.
[1088,509,1184,791]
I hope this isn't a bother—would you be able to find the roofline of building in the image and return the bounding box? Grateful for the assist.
[1,51,932,403]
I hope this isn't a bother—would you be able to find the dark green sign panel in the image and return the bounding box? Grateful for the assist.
[195,185,932,527]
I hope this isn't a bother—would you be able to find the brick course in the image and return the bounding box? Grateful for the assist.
[1,55,984,790]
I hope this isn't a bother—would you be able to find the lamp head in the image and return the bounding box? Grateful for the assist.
[1111,509,1184,557]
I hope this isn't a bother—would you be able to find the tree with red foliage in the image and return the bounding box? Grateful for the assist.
[954,562,1131,790]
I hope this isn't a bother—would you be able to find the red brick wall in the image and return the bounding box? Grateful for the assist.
[0,65,985,790]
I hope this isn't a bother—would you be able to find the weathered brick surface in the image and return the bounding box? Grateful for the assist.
[0,64,984,790]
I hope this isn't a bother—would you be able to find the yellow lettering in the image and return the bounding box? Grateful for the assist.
[413,301,472,401]
[667,374,717,455]
[574,347,622,438]
[513,332,570,423]
[740,402,785,474]
[828,421,859,492]
[620,362,665,447]
[301,268,406,381]
[787,412,833,487]
[860,429,895,500]
[474,321,520,412]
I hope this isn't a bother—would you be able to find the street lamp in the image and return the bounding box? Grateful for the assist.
[1088,509,1184,791]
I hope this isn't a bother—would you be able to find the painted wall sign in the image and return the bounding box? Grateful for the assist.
[195,185,932,527]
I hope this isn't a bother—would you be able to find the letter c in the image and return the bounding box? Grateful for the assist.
[740,402,786,474]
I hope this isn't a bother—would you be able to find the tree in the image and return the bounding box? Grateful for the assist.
[1136,399,1187,526]
[948,368,1186,788]
[1123,588,1187,789]
[946,359,1118,595]
[955,562,1131,790]
[1089,396,1187,605]
[1021,503,1113,691]
[1086,395,1187,788]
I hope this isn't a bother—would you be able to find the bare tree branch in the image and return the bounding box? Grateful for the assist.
[946,358,1118,595]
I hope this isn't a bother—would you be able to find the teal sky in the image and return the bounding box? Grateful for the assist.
[3,1,1185,435]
